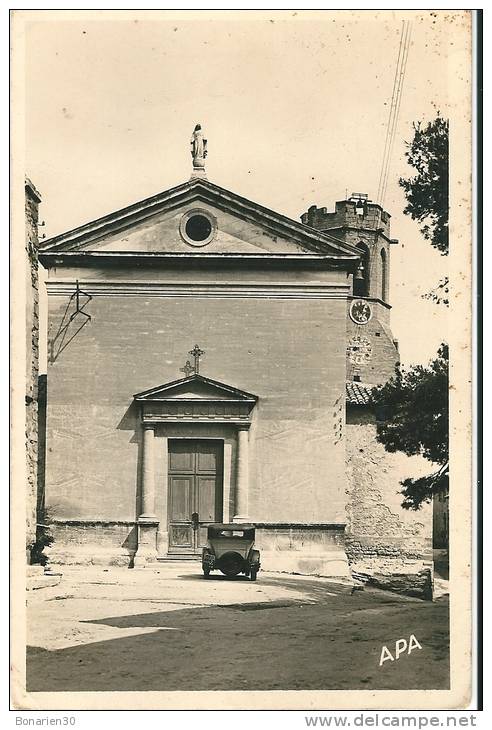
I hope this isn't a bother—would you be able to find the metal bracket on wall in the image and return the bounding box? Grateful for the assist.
[49,280,93,363]
[69,280,92,322]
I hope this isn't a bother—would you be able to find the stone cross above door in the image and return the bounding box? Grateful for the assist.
[179,345,205,377]
[191,344,206,375]
[179,360,195,378]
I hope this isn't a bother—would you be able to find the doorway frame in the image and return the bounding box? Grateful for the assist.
[132,374,257,562]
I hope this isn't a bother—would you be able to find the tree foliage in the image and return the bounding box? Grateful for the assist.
[399,116,449,255]
[422,276,449,307]
[371,344,449,509]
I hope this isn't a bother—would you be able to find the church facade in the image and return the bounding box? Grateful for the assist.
[38,143,432,595]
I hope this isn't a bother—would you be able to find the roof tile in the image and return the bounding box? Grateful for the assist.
[345,381,375,406]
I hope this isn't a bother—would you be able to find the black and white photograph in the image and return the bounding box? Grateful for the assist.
[10,8,476,713]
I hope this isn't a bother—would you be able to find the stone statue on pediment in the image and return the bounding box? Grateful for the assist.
[190,124,207,171]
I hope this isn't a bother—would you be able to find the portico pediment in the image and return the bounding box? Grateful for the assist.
[134,374,257,425]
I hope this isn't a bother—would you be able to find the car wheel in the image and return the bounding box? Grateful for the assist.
[218,552,244,577]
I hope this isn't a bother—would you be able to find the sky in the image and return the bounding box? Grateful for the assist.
[23,10,457,367]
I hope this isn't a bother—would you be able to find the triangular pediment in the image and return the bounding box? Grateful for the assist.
[39,178,359,262]
[134,374,258,403]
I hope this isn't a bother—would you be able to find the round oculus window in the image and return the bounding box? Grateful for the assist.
[186,214,211,241]
[179,209,216,247]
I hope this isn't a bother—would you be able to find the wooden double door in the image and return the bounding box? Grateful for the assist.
[168,439,224,554]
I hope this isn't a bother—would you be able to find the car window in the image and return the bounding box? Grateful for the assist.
[218,531,246,537]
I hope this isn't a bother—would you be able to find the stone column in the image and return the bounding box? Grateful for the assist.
[140,425,156,519]
[134,424,159,566]
[233,426,250,522]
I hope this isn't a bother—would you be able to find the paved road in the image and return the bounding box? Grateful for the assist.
[27,564,449,693]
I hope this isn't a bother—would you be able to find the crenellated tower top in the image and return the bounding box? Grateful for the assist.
[301,193,398,303]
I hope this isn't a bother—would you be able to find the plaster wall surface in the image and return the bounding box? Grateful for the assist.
[45,289,348,533]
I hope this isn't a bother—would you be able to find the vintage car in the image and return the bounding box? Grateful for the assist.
[202,523,261,580]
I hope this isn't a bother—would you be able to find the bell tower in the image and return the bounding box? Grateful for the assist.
[301,193,400,385]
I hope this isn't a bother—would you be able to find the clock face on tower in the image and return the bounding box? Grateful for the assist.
[350,299,373,325]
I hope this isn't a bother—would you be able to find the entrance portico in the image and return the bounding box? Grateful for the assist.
[133,373,257,563]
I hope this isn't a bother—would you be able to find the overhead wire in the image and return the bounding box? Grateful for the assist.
[380,21,412,205]
[377,20,412,207]
[376,19,407,204]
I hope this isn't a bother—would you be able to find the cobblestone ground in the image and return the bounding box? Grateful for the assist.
[26,564,449,693]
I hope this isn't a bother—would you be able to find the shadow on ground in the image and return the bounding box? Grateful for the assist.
[27,578,449,692]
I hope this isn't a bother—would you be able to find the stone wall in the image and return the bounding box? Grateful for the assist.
[46,521,137,566]
[255,524,350,578]
[46,521,352,577]
[346,299,400,386]
[25,179,41,561]
[37,374,47,519]
[345,406,433,599]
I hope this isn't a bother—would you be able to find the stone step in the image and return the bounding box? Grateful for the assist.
[27,574,62,591]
